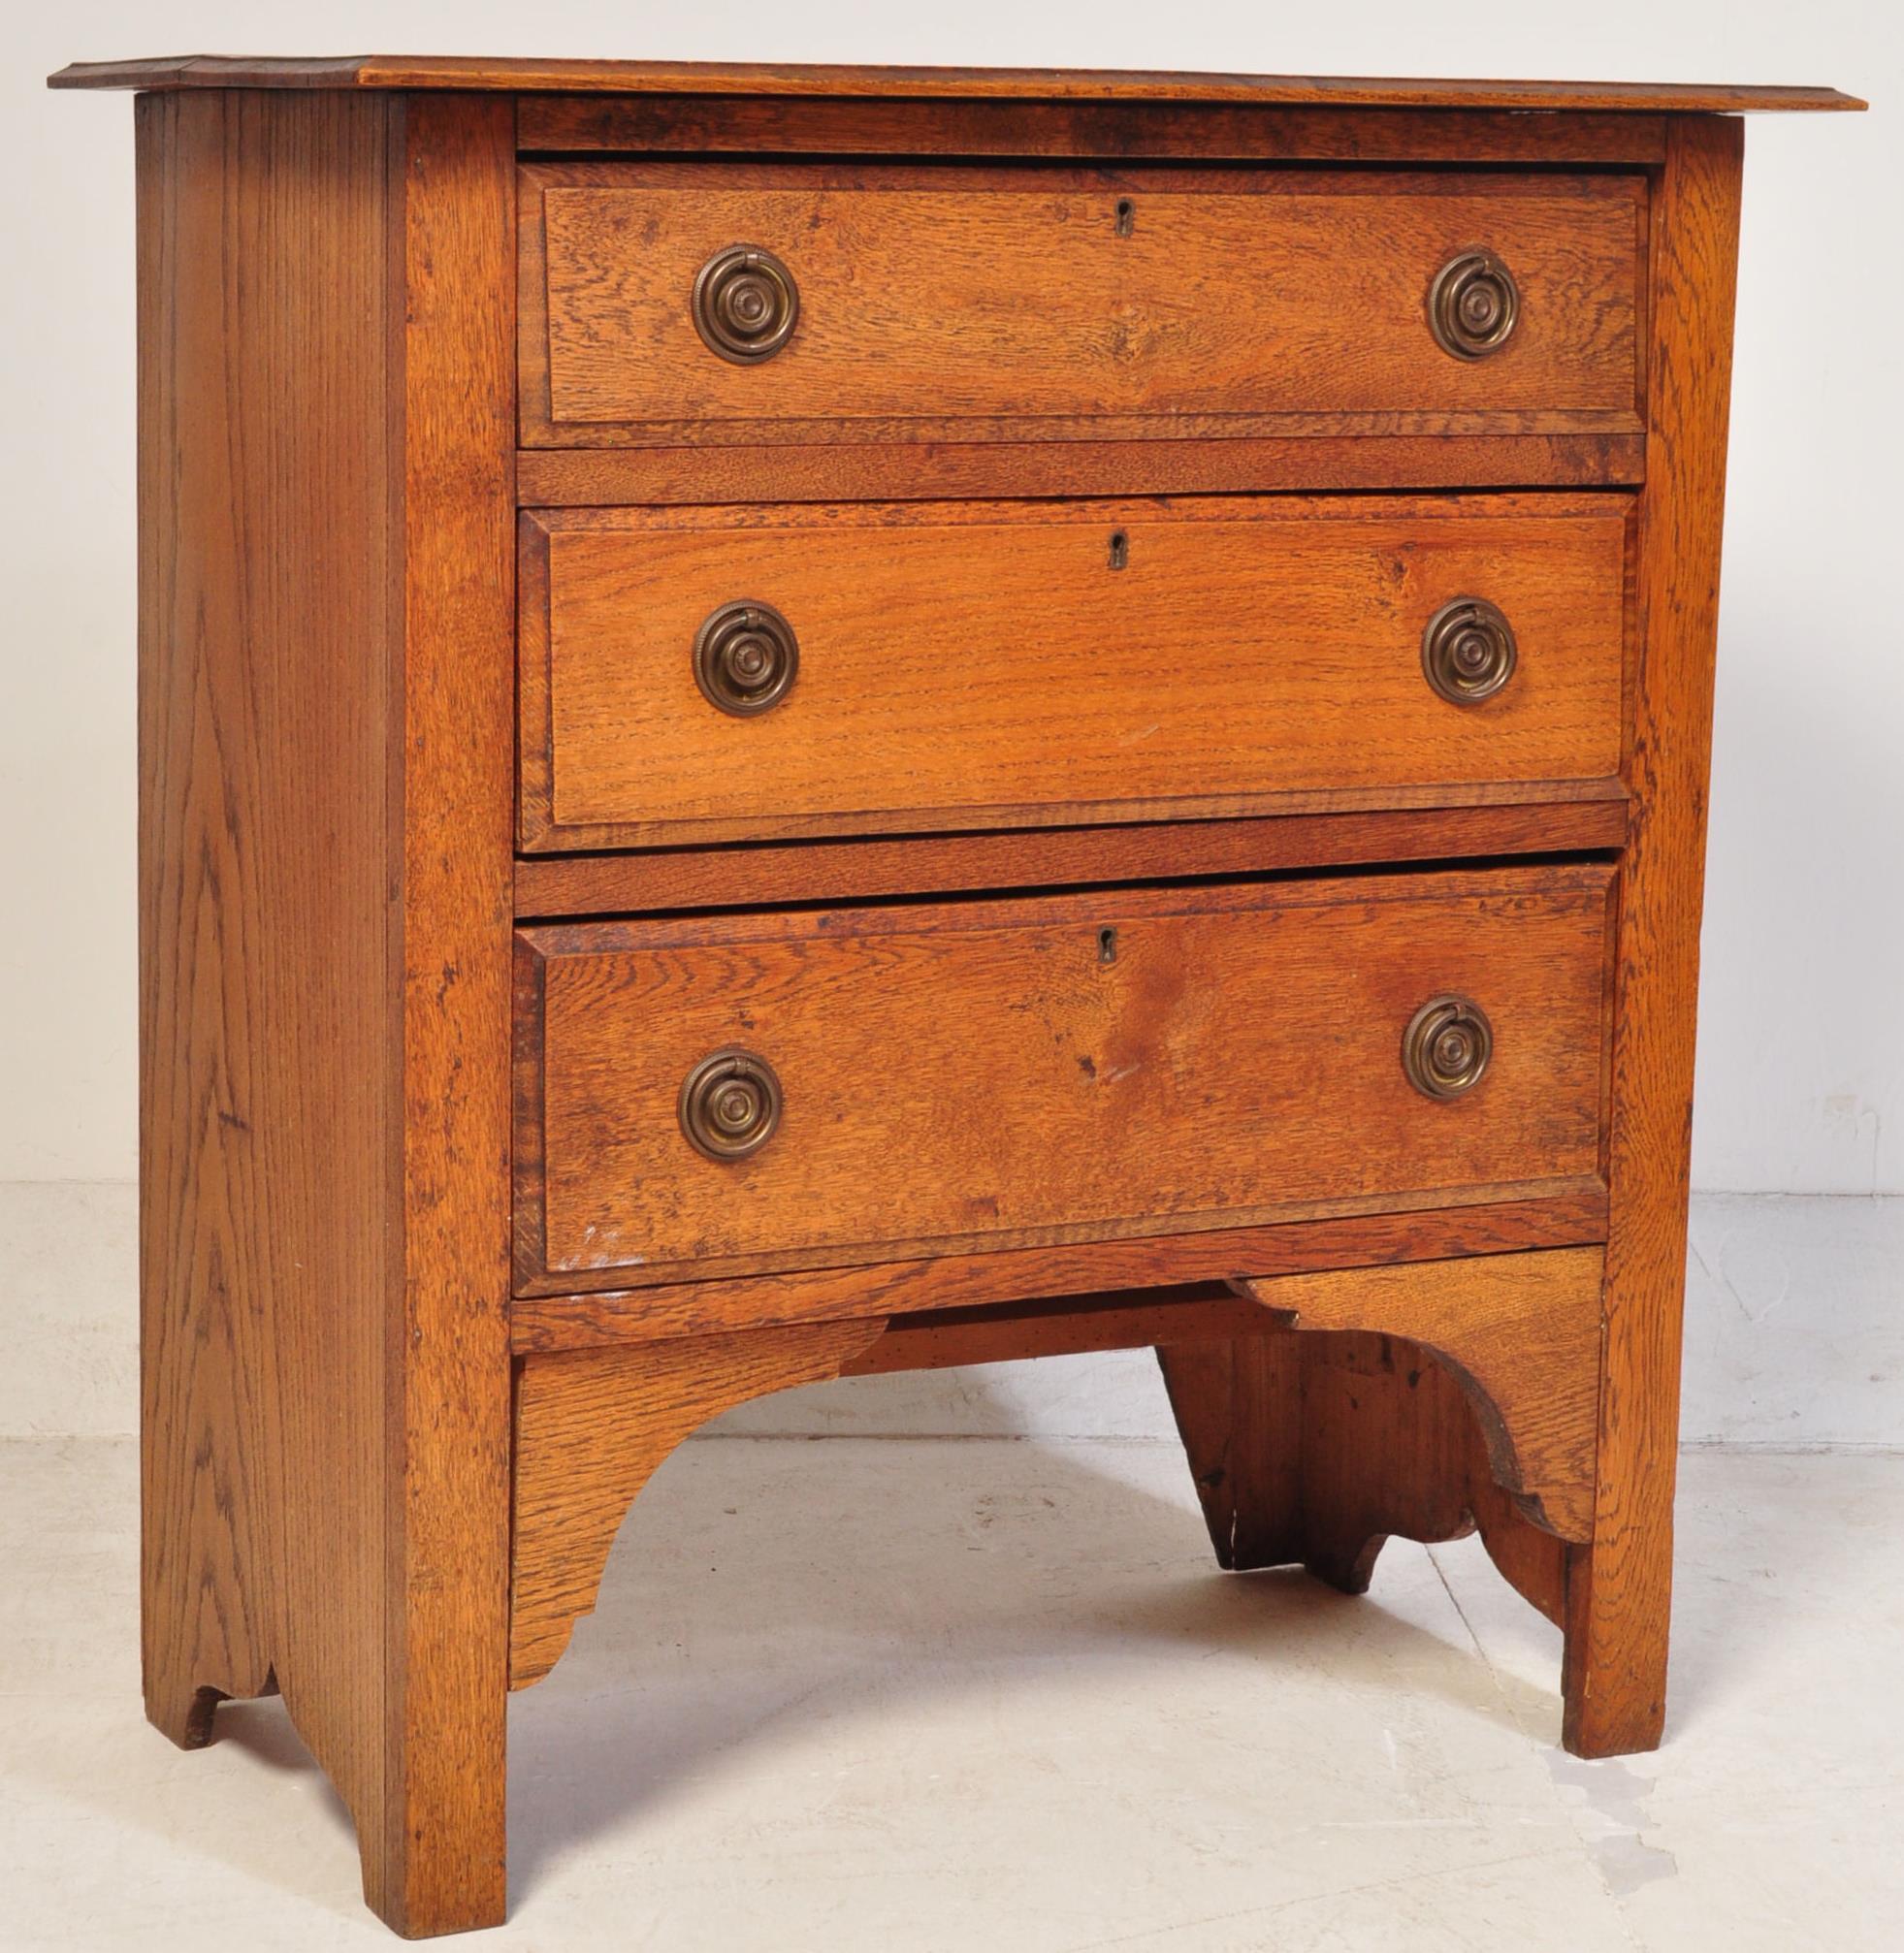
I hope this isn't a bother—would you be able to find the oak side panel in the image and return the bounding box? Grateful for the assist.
[135,87,517,1940]
[1565,113,1744,1759]
[382,93,517,1937]
[136,78,403,1871]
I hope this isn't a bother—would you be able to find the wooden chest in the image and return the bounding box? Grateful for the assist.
[50,52,1861,1937]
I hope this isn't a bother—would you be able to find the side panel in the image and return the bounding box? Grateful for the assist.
[135,87,516,1935]
[137,80,403,1853]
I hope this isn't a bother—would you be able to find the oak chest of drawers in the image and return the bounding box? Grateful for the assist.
[52,53,1860,1937]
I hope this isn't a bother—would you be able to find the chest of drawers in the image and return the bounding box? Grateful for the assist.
[51,53,1860,1937]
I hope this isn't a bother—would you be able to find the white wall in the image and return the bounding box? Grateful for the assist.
[4,1,1899,1190]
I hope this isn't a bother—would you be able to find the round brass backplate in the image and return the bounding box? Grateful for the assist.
[1421,596,1518,705]
[1403,996,1494,1101]
[679,1048,784,1162]
[1427,249,1520,360]
[692,244,799,364]
[694,600,800,717]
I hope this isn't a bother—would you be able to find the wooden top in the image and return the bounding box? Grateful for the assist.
[47,56,1864,112]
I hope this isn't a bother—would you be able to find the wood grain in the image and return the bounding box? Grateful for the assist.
[843,1285,1263,1370]
[515,433,1647,508]
[530,409,1651,454]
[133,87,516,1937]
[1564,113,1745,1761]
[77,63,1810,1916]
[1230,1248,1604,1540]
[1158,1329,1566,1621]
[512,801,1630,919]
[384,95,517,1937]
[516,96,1672,164]
[48,56,1866,112]
[521,495,1630,851]
[511,1249,1594,1694]
[515,865,1615,1291]
[509,1190,1610,1350]
[510,1320,889,1685]
[135,81,400,1834]
[523,164,1642,445]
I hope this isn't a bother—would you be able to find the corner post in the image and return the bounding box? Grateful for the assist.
[373,92,518,1935]
[1564,111,1744,1757]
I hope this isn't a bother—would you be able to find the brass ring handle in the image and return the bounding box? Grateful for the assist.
[679,1049,784,1161]
[693,244,799,364]
[694,600,799,717]
[1428,250,1520,360]
[1422,597,1518,704]
[1403,996,1493,1101]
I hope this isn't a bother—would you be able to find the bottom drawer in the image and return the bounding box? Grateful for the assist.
[513,863,1613,1292]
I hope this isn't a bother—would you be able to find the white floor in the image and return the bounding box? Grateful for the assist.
[3,1437,1900,1951]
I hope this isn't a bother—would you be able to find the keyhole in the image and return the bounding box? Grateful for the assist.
[1098,927,1118,964]
[1115,198,1136,237]
[1108,530,1129,571]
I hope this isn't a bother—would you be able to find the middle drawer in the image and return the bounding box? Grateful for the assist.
[520,494,1630,850]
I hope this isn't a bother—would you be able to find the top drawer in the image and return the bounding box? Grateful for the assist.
[521,164,1644,447]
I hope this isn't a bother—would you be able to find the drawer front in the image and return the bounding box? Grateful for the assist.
[514,865,1613,1292]
[522,164,1643,444]
[520,495,1630,850]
